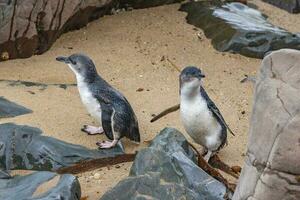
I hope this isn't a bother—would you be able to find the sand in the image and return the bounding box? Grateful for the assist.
[0,0,299,199]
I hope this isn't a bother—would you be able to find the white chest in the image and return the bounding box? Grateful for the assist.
[180,92,222,150]
[77,79,102,123]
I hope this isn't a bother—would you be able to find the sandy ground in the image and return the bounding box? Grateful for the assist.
[1,0,299,199]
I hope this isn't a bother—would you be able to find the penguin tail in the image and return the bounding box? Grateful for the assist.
[132,127,141,143]
[129,125,141,143]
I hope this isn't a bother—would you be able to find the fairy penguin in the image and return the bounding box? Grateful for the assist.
[56,53,140,148]
[179,66,234,161]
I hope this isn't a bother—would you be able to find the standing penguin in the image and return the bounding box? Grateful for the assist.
[180,66,235,161]
[56,53,140,148]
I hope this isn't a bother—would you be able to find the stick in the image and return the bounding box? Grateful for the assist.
[197,153,236,193]
[165,57,181,72]
[187,142,236,193]
[150,104,180,122]
[209,155,240,179]
[56,153,136,174]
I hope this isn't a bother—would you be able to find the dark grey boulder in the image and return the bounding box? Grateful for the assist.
[179,1,300,59]
[0,170,10,179]
[0,123,124,171]
[262,0,300,13]
[0,0,182,62]
[101,128,228,200]
[0,171,81,200]
[0,97,32,118]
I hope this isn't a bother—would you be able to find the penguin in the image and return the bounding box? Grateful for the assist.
[179,66,235,161]
[56,53,140,149]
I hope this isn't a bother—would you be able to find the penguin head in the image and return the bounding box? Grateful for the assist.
[180,66,205,85]
[180,66,205,89]
[56,53,97,81]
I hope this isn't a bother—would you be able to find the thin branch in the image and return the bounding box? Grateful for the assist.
[150,104,180,122]
[165,56,181,72]
[187,142,236,193]
[56,153,136,174]
[209,154,240,179]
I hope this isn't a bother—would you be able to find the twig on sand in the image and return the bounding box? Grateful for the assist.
[150,104,180,122]
[56,153,136,174]
[164,56,181,72]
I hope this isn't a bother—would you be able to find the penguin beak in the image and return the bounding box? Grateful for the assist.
[198,73,205,78]
[56,56,70,64]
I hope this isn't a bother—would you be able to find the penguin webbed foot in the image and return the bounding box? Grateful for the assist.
[81,125,104,135]
[96,140,118,149]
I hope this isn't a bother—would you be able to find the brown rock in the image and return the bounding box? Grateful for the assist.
[0,0,182,61]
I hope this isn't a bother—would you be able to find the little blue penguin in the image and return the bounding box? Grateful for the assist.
[56,53,140,149]
[179,66,235,161]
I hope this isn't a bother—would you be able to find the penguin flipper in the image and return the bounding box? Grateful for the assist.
[100,101,140,143]
[101,103,114,140]
[200,87,236,136]
[112,102,141,143]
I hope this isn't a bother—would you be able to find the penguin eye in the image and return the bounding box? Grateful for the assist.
[69,58,77,65]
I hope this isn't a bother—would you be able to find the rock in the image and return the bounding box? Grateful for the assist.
[179,1,300,59]
[0,97,32,118]
[101,128,228,200]
[0,171,10,179]
[262,0,300,13]
[0,171,81,200]
[93,173,101,180]
[0,0,182,62]
[233,49,300,200]
[0,123,124,171]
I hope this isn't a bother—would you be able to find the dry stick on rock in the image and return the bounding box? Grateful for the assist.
[56,153,136,174]
[209,154,240,179]
[187,142,236,193]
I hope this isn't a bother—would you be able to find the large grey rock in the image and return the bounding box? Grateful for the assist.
[0,97,32,118]
[101,128,228,200]
[233,49,300,200]
[0,0,182,62]
[0,171,81,200]
[0,123,124,171]
[262,0,300,13]
[0,170,10,179]
[179,1,300,59]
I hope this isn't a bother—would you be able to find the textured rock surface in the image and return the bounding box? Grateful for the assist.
[0,96,32,118]
[262,0,300,13]
[0,0,182,61]
[233,49,300,200]
[101,128,228,200]
[0,171,81,200]
[0,171,10,179]
[180,1,300,59]
[0,123,124,171]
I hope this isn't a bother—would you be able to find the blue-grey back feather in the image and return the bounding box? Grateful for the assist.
[89,77,140,142]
